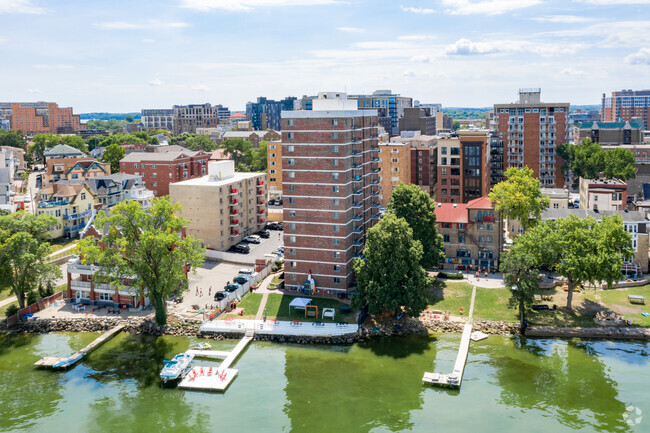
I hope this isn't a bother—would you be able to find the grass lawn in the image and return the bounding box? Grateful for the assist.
[1,284,67,319]
[49,238,78,254]
[264,293,355,323]
[473,287,518,322]
[427,281,472,316]
[225,293,263,319]
[586,285,650,327]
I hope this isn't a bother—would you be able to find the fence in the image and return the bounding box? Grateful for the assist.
[5,291,64,327]
[215,262,272,312]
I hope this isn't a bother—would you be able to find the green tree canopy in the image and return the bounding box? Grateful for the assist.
[102,143,126,173]
[488,167,549,232]
[30,133,61,163]
[184,135,217,152]
[558,139,636,181]
[98,133,147,148]
[251,140,267,172]
[0,212,62,308]
[220,138,254,171]
[352,213,430,317]
[0,129,26,149]
[61,135,88,154]
[125,115,134,123]
[77,198,205,325]
[386,183,444,269]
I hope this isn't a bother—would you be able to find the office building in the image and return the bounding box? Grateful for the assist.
[246,96,297,131]
[602,90,650,130]
[282,92,380,293]
[347,90,412,136]
[0,102,85,135]
[494,89,569,188]
[172,104,230,135]
[141,109,174,131]
[169,160,267,251]
[436,131,490,203]
[398,107,437,136]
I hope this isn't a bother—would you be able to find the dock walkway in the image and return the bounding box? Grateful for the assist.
[422,287,476,389]
[35,324,124,369]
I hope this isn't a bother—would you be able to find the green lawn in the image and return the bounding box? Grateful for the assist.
[473,288,518,322]
[263,293,355,323]
[49,239,77,254]
[427,281,472,316]
[228,293,263,319]
[587,285,650,326]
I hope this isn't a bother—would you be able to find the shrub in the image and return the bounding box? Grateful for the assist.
[26,291,39,305]
[271,264,279,272]
[437,271,464,280]
[5,304,18,318]
[274,259,283,268]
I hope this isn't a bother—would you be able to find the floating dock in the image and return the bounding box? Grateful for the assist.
[34,324,125,369]
[200,319,358,337]
[178,331,254,392]
[423,287,476,389]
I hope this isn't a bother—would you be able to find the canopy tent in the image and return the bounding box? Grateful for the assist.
[289,297,312,315]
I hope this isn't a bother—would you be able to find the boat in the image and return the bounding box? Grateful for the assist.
[189,342,212,350]
[160,353,194,383]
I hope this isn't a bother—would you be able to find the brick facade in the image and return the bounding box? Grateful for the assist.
[0,102,85,134]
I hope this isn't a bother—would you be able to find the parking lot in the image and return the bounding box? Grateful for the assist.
[180,262,255,310]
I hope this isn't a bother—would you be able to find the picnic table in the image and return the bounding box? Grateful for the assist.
[629,295,645,305]
[73,304,86,312]
[533,294,542,302]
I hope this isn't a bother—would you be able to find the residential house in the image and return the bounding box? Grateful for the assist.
[43,157,110,184]
[579,177,627,211]
[36,182,97,238]
[84,173,154,211]
[43,143,85,161]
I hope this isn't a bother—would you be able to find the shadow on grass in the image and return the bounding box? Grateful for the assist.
[528,299,610,327]
[269,294,356,324]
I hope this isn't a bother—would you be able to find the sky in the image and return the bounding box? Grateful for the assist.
[1,0,649,112]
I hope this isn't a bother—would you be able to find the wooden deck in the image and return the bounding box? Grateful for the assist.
[423,287,476,389]
[34,324,125,369]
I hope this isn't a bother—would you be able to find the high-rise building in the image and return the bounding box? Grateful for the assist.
[0,102,85,135]
[398,107,437,136]
[267,140,282,198]
[437,131,491,203]
[246,96,297,131]
[281,92,380,293]
[602,90,650,130]
[141,109,174,131]
[378,142,410,207]
[348,90,413,136]
[494,89,569,188]
[172,103,230,135]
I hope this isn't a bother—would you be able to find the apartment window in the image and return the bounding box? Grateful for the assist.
[289,236,296,243]
[391,167,399,172]
[289,211,296,217]
[289,223,296,230]
[290,249,296,256]
[153,181,157,187]
[334,277,341,284]
[270,144,276,150]
[333,226,340,233]
[288,172,295,179]
[332,146,339,153]
[441,168,447,175]
[290,274,297,281]
[289,198,295,204]
[152,164,157,169]
[333,239,340,245]
[288,185,295,191]
[332,133,339,139]
[152,173,157,178]
[331,119,338,126]
[270,153,276,158]
[333,251,341,258]
[332,186,339,193]
[287,159,295,165]
[287,132,294,139]
[134,163,139,169]
[334,265,340,271]
[183,172,188,178]
[287,119,294,126]
[332,159,339,167]
[333,212,340,219]
[443,234,450,242]
[287,146,294,152]
[169,173,172,178]
[80,193,86,200]
[440,147,447,155]
[443,223,451,229]
[333,199,339,206]
[332,173,339,180]
[290,262,297,268]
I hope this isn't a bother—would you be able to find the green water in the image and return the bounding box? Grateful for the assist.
[0,332,648,433]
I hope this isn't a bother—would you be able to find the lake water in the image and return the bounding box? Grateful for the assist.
[0,332,648,433]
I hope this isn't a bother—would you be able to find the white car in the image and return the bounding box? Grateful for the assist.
[244,235,261,244]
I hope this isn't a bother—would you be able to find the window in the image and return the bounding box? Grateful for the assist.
[134,163,139,169]
[287,159,295,166]
[152,172,157,178]
[333,239,340,245]
[270,169,276,174]
[553,203,559,209]
[289,223,296,230]
[287,119,294,126]
[332,159,339,167]
[333,252,340,258]
[443,223,451,229]
[334,277,340,284]
[183,172,188,178]
[332,132,339,139]
[169,173,172,178]
[270,144,276,150]
[153,181,157,187]
[334,265,340,271]
[289,211,296,217]
[80,193,86,200]
[287,132,294,139]
[289,236,296,243]
[288,185,295,191]
[332,186,339,193]
[443,234,450,242]
[440,147,447,155]
[287,146,294,152]
[288,172,295,179]
[333,226,340,233]
[333,199,339,206]
[98,292,112,301]
[290,262,297,268]
[290,274,297,281]
[332,146,339,153]
[152,164,157,169]
[331,119,338,126]
[332,173,339,180]
[290,249,296,256]
[289,198,295,204]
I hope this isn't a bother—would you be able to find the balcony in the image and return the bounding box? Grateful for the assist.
[353,238,363,247]
[352,202,362,208]
[353,226,363,234]
[352,150,362,157]
[38,198,70,208]
[230,219,240,226]
[353,189,362,195]
[353,175,362,182]
[371,214,381,220]
[258,209,265,214]
[371,192,379,198]
[353,164,362,170]
[371,180,379,185]
[371,202,381,208]
[258,218,265,224]
[257,201,265,206]
[371,157,380,163]
[230,209,239,216]
[257,180,264,186]
[64,223,85,233]
[63,209,92,220]
[352,214,362,221]
[230,230,240,238]
[230,199,239,206]
[257,190,265,196]
[230,188,238,195]
[70,279,92,289]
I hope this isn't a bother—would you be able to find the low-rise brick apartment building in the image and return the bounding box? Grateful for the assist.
[434,196,503,272]
[282,92,380,293]
[0,101,85,134]
[119,150,211,197]
[170,160,267,251]
[436,131,490,203]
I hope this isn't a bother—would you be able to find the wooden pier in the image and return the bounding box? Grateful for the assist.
[34,324,125,369]
[178,330,254,392]
[423,287,477,389]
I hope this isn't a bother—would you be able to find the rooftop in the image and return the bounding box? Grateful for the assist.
[541,187,569,196]
[120,150,208,162]
[434,203,468,224]
[542,208,646,223]
[579,121,643,130]
[44,144,85,157]
[582,177,627,187]
[170,171,263,187]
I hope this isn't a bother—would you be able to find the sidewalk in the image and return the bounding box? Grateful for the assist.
[48,241,78,259]
[254,272,278,320]
[0,296,17,309]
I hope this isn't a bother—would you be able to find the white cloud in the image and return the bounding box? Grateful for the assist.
[95,20,190,30]
[149,78,163,86]
[403,69,418,77]
[442,0,542,15]
[0,0,47,14]
[532,15,594,23]
[560,67,586,76]
[410,54,436,62]
[574,0,650,4]
[26,88,40,94]
[400,5,435,14]
[445,38,501,55]
[625,47,650,65]
[190,84,210,91]
[337,27,364,33]
[544,21,650,47]
[180,0,342,12]
[398,34,437,41]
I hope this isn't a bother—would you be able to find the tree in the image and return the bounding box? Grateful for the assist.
[77,198,205,325]
[558,139,636,182]
[125,115,134,123]
[352,213,430,317]
[0,212,62,308]
[0,129,26,149]
[452,121,461,131]
[251,140,267,172]
[523,215,633,309]
[30,133,61,163]
[597,147,636,180]
[488,167,549,233]
[102,143,125,173]
[220,138,254,171]
[184,135,216,152]
[62,135,88,154]
[386,183,444,269]
[98,133,147,148]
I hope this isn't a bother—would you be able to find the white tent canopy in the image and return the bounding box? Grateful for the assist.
[289,297,312,314]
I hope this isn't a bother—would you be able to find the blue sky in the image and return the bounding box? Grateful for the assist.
[1,0,649,112]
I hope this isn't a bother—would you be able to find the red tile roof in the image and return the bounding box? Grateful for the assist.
[210,149,229,161]
[230,112,246,119]
[466,196,494,209]
[434,203,468,224]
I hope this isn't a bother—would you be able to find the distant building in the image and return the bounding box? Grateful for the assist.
[348,90,412,135]
[378,142,410,207]
[0,102,85,135]
[169,160,267,251]
[43,143,85,161]
[267,140,282,198]
[569,109,600,126]
[576,120,644,146]
[221,130,281,147]
[509,187,570,237]
[141,108,174,131]
[602,90,650,130]
[0,151,14,210]
[172,104,230,135]
[0,119,9,130]
[119,150,211,197]
[386,133,438,201]
[434,197,503,272]
[579,177,627,211]
[398,107,437,136]
[246,96,297,131]
[43,157,110,184]
[494,89,570,188]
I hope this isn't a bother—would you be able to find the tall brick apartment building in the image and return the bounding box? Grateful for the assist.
[493,89,569,188]
[0,102,85,134]
[119,150,211,197]
[436,131,490,203]
[282,92,380,293]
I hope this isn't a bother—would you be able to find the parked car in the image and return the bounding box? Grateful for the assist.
[230,244,250,254]
[244,235,261,244]
[268,199,276,206]
[233,275,249,285]
[267,222,283,230]
[239,269,254,276]
[214,291,229,301]
[24,194,31,203]
[258,230,270,238]
[272,250,284,257]
[224,283,240,292]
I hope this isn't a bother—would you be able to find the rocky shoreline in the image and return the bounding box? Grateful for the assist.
[1,315,522,343]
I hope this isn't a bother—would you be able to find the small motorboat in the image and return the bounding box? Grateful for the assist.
[160,353,194,383]
[189,342,212,351]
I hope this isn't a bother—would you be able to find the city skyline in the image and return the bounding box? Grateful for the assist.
[1,0,649,111]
